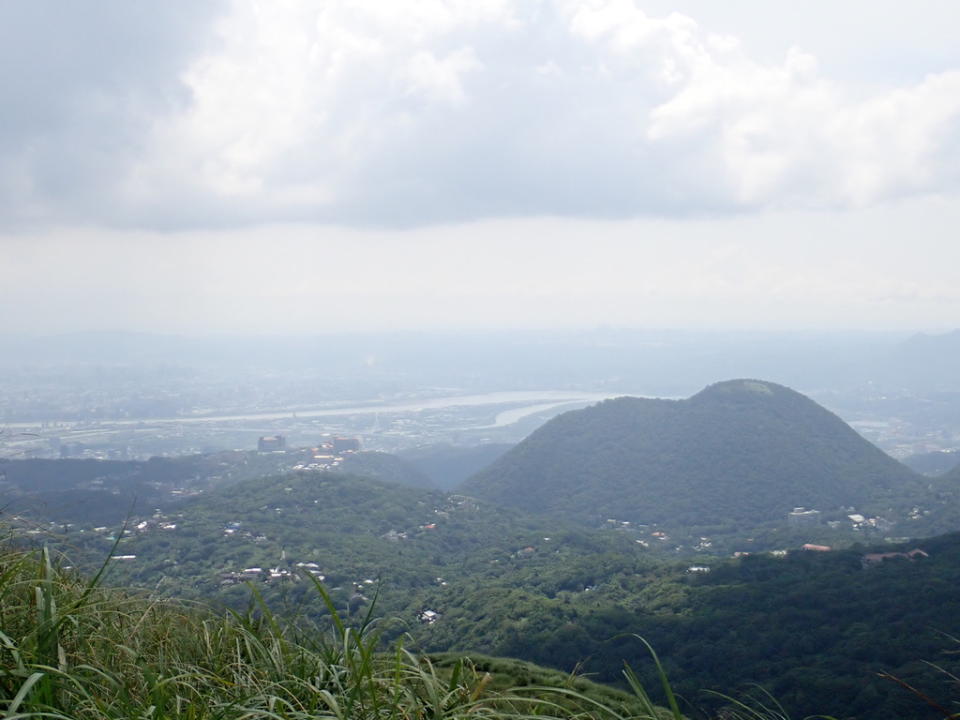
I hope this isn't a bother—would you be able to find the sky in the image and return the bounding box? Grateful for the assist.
[2,0,959,335]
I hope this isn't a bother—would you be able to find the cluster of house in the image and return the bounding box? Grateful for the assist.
[219,561,329,585]
[251,435,360,472]
[220,521,267,543]
[788,506,897,532]
[606,517,678,545]
[219,562,379,587]
[258,435,362,473]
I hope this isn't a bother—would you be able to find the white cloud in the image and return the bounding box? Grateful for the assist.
[403,47,483,106]
[2,0,960,228]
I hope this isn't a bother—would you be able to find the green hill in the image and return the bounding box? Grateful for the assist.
[60,469,644,625]
[462,380,952,542]
[411,531,960,720]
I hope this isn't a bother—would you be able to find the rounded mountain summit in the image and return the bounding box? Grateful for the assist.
[460,380,934,533]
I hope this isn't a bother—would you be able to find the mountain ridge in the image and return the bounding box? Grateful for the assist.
[461,379,947,540]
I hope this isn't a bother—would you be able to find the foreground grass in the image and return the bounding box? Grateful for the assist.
[0,544,693,719]
[0,543,857,719]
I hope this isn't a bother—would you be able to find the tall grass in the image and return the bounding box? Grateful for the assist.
[0,543,845,720]
[0,544,685,719]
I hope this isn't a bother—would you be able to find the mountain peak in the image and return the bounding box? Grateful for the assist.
[691,379,785,401]
[462,379,929,538]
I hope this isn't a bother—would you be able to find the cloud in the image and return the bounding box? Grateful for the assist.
[4,199,960,334]
[0,1,228,226]
[3,0,960,229]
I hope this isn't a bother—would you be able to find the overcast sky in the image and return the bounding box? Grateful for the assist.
[2,0,959,335]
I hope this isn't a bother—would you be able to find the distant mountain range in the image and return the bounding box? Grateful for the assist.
[462,379,954,540]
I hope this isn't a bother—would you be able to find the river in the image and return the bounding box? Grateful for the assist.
[3,390,631,430]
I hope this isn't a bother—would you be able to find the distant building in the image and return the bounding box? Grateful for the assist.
[801,543,831,552]
[333,437,360,453]
[788,507,821,527]
[258,435,286,452]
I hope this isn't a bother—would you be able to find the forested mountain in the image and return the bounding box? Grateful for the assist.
[462,380,953,542]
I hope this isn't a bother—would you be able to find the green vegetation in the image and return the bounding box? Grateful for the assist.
[7,378,960,719]
[49,470,647,627]
[23,473,960,719]
[9,537,957,719]
[463,380,956,545]
[414,534,960,719]
[0,542,690,719]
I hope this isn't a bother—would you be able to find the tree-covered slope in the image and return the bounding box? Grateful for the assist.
[64,469,645,624]
[412,533,960,720]
[462,380,947,536]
